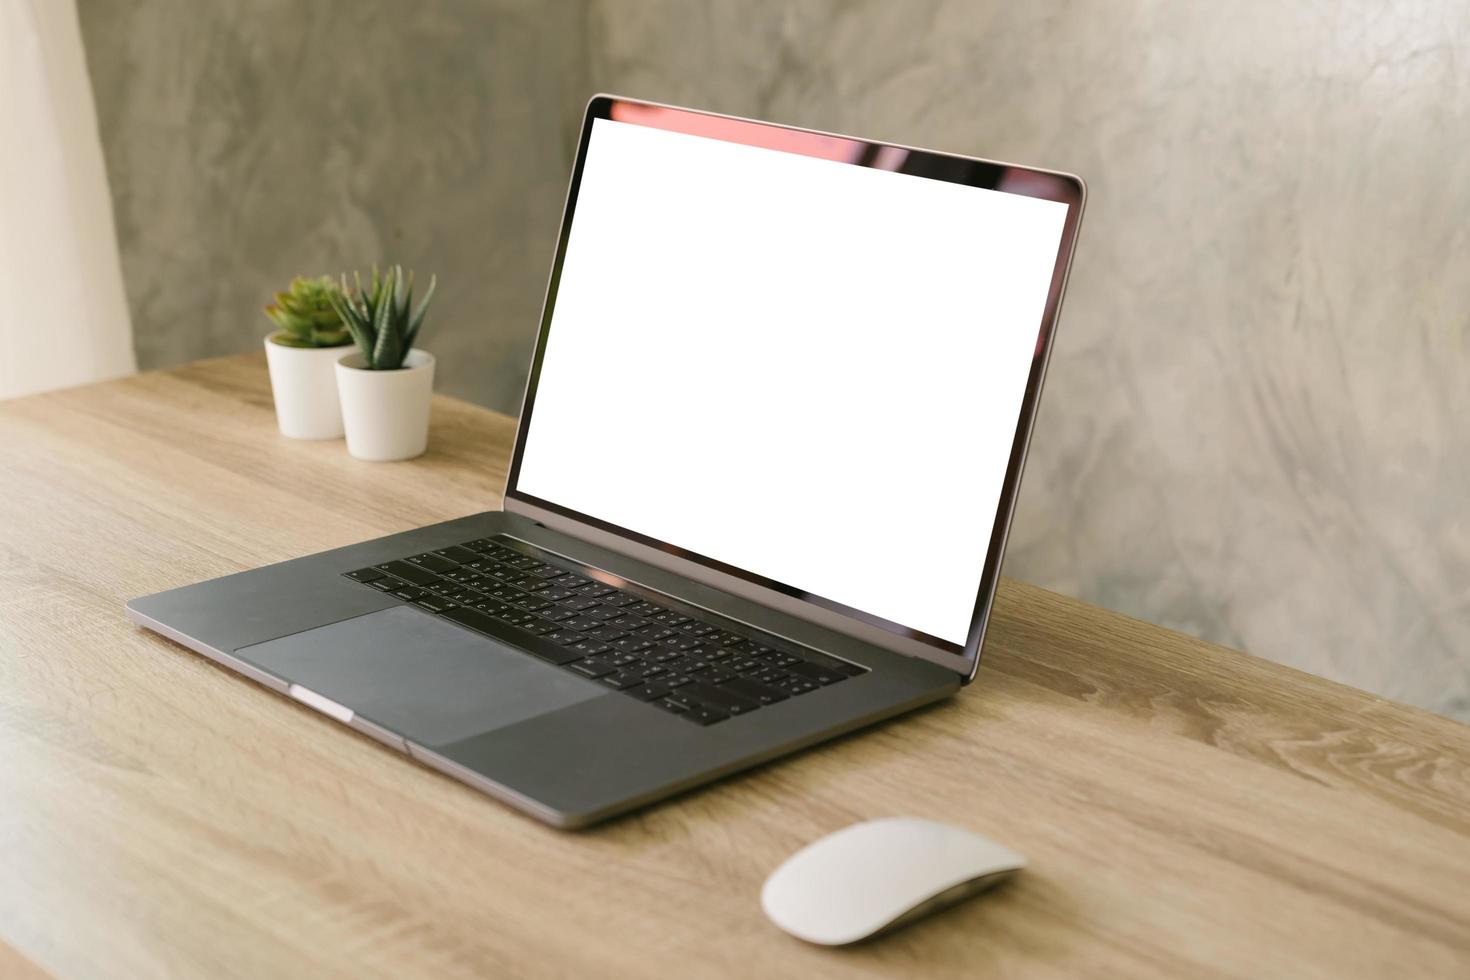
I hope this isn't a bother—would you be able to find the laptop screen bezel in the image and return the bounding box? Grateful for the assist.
[503,95,1085,679]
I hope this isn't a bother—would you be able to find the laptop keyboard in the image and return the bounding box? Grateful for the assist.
[342,536,864,725]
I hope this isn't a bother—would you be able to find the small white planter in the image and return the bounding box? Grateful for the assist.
[334,349,435,462]
[264,336,349,440]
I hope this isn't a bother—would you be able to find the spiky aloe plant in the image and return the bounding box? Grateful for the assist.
[328,265,437,370]
[264,275,350,348]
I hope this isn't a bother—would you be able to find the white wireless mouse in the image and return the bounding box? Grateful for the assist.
[761,817,1026,946]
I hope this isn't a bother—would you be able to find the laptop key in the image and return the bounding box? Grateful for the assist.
[679,704,730,726]
[436,604,496,632]
[652,698,687,715]
[623,683,670,701]
[406,553,459,573]
[569,658,616,678]
[722,677,789,705]
[787,662,845,685]
[433,545,482,565]
[415,596,455,613]
[375,560,439,586]
[368,577,401,592]
[344,567,386,583]
[600,672,644,690]
[513,643,583,668]
[699,669,739,687]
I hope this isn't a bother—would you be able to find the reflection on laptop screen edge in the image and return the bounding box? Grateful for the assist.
[125,95,1085,827]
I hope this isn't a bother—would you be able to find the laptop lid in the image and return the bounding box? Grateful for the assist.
[504,95,1084,680]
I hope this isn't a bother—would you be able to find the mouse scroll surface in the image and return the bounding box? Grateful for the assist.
[761,818,1026,946]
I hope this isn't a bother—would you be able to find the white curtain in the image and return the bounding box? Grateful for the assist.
[0,0,135,400]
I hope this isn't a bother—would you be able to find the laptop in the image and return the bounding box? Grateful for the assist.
[127,96,1085,828]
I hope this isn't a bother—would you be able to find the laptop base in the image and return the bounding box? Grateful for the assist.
[128,510,959,827]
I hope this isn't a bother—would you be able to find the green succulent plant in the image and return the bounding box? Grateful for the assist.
[328,265,437,371]
[264,275,351,348]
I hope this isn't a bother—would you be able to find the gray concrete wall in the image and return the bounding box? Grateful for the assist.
[78,0,588,412]
[80,1,1470,719]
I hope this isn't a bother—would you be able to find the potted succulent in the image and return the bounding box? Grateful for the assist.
[329,265,438,461]
[263,275,352,439]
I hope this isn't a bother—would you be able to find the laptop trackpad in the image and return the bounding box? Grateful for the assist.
[235,605,605,747]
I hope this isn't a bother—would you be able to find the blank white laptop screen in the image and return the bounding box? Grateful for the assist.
[516,117,1068,647]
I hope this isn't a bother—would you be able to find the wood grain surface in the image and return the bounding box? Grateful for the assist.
[2,354,1468,979]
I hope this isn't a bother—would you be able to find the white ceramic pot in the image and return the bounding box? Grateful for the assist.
[263,335,349,439]
[334,349,435,462]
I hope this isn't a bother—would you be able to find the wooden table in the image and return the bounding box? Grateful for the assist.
[3,354,1468,979]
